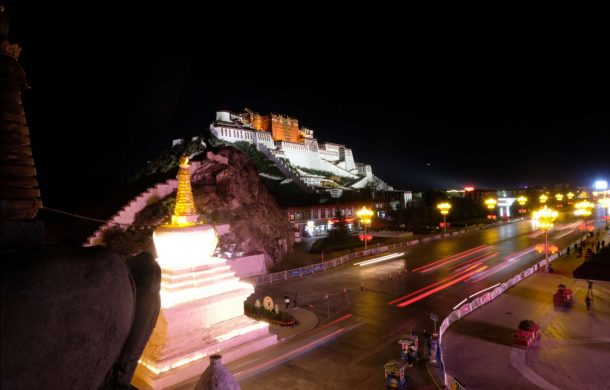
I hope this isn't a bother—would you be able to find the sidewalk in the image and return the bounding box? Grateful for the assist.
[440,241,610,389]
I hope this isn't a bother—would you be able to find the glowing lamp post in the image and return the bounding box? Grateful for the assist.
[485,198,497,222]
[574,200,594,233]
[539,194,548,204]
[533,206,558,271]
[517,196,528,217]
[555,193,564,208]
[437,202,452,234]
[357,206,374,250]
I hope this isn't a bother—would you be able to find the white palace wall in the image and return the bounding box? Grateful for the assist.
[210,125,275,150]
[211,116,363,182]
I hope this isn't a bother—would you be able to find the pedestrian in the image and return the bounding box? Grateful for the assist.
[566,246,571,256]
[293,293,298,308]
[587,280,593,295]
[360,282,365,292]
[602,240,606,247]
[585,294,592,311]
[407,344,416,367]
[284,292,290,310]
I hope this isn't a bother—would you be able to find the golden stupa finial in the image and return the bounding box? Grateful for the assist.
[170,155,198,227]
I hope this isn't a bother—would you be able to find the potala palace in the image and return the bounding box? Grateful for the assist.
[210,109,393,194]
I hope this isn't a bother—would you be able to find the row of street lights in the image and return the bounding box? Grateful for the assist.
[354,190,608,254]
[430,195,603,271]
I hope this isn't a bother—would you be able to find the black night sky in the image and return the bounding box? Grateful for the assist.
[6,2,610,209]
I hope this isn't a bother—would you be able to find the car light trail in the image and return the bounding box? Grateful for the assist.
[353,252,405,266]
[411,244,489,272]
[396,266,488,307]
[503,246,536,263]
[469,251,535,283]
[234,327,347,378]
[528,230,545,238]
[453,298,468,310]
[554,230,574,239]
[388,263,483,306]
[468,283,500,298]
[451,252,497,273]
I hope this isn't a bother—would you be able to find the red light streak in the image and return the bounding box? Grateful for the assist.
[412,244,489,273]
[450,253,497,272]
[396,266,488,308]
[387,263,482,305]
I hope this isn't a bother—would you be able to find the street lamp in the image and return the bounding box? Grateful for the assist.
[533,206,558,271]
[517,196,528,217]
[555,193,564,208]
[539,194,548,204]
[485,198,497,222]
[357,206,374,250]
[437,202,451,234]
[574,200,594,233]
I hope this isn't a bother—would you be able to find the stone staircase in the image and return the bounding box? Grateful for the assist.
[83,161,202,247]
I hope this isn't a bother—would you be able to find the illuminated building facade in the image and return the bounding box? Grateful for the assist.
[210,109,394,191]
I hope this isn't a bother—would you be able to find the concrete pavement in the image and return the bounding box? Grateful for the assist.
[441,235,610,390]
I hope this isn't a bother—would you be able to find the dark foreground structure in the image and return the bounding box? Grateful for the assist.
[0,7,162,389]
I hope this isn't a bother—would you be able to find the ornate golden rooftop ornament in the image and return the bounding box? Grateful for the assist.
[170,155,198,227]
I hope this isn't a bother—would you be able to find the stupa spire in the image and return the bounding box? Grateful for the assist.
[1,5,44,248]
[170,155,198,226]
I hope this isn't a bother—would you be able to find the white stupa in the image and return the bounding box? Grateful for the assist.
[194,354,241,390]
[132,156,277,389]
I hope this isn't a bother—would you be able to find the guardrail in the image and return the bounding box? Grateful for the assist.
[436,236,583,387]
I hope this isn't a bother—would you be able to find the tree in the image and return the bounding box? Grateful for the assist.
[329,207,349,241]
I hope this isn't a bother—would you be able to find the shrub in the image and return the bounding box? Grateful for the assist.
[518,319,536,331]
[244,302,298,326]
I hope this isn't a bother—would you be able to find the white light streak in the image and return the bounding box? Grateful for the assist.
[469,283,500,298]
[453,298,468,310]
[353,252,405,266]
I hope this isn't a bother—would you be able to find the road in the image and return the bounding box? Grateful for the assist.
[233,218,588,389]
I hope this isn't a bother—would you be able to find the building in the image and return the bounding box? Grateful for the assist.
[370,190,413,218]
[210,109,393,191]
[283,202,369,236]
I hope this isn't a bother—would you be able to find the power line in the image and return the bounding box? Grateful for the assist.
[42,206,157,229]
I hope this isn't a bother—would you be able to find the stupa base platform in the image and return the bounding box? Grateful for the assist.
[132,325,277,389]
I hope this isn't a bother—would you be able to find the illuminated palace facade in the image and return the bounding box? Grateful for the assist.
[210,109,393,191]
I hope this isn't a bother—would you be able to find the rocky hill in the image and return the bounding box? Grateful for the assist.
[110,145,294,268]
